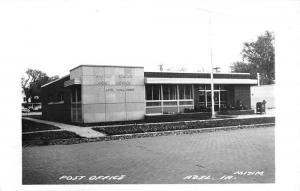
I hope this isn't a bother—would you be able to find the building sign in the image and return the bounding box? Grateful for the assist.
[96,73,133,86]
[105,88,135,92]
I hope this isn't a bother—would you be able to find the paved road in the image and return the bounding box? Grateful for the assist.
[23,127,275,184]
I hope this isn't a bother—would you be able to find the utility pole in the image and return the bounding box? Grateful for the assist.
[158,63,164,72]
[213,67,220,73]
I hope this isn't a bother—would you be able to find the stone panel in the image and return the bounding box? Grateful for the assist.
[93,67,105,76]
[125,85,145,103]
[105,86,126,103]
[82,103,105,114]
[84,113,106,123]
[105,103,126,122]
[77,65,145,123]
[124,67,144,85]
[82,104,106,123]
[82,85,105,104]
[70,67,82,79]
[82,66,95,76]
[105,67,125,86]
[126,102,145,120]
[81,75,97,85]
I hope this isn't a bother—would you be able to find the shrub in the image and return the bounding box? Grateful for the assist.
[22,131,82,141]
[93,117,275,136]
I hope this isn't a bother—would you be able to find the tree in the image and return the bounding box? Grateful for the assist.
[230,61,252,73]
[231,31,275,85]
[21,69,59,103]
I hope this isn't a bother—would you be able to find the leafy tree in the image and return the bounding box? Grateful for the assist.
[231,31,275,85]
[21,69,59,103]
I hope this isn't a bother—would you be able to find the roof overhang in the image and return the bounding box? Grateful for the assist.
[41,75,70,88]
[64,78,81,87]
[145,77,258,85]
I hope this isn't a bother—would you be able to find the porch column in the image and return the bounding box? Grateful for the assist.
[219,85,221,111]
[177,85,179,113]
[161,84,163,114]
[192,84,194,110]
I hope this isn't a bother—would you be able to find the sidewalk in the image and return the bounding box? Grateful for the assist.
[22,117,106,138]
[222,108,275,119]
[22,110,275,145]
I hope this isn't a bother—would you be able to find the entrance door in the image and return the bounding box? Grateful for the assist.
[197,85,227,111]
[71,86,82,122]
[206,91,219,111]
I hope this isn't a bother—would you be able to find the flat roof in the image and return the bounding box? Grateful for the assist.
[145,72,255,79]
[70,65,144,72]
[42,66,256,88]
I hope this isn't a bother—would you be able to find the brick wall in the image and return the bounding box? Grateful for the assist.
[41,76,72,123]
[233,85,251,109]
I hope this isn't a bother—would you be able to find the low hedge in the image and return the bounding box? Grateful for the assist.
[92,116,275,136]
[80,112,212,127]
[144,112,212,122]
[217,109,255,115]
[22,131,82,142]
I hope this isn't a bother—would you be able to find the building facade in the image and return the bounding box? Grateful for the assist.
[41,65,257,123]
[251,84,275,109]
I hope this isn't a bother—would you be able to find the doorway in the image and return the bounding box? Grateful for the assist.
[197,85,227,111]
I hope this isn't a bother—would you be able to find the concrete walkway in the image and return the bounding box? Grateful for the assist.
[22,117,106,138]
[222,108,275,119]
[23,109,275,139]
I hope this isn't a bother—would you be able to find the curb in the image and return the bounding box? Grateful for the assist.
[23,123,275,147]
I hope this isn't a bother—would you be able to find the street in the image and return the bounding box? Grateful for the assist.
[23,126,275,184]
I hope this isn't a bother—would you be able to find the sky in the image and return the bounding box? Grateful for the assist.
[0,0,295,77]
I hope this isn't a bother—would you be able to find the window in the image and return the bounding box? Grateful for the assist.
[179,85,192,99]
[57,92,64,102]
[146,85,161,100]
[163,85,177,100]
[146,85,152,100]
[198,85,205,90]
[198,91,205,105]
[77,88,81,102]
[71,86,81,103]
[71,88,76,102]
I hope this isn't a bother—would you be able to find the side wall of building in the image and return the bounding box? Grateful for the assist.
[41,76,72,122]
[251,84,275,109]
[233,85,251,109]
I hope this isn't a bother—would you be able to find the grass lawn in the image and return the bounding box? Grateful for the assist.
[22,119,60,132]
